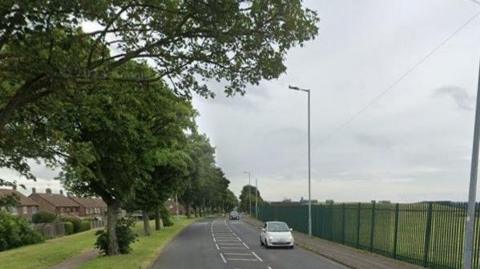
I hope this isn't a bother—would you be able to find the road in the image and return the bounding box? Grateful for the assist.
[152,218,347,269]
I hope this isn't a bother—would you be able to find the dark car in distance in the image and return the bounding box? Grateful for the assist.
[229,211,240,220]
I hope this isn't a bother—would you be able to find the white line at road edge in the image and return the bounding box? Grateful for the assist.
[219,253,227,263]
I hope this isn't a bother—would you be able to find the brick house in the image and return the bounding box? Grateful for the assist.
[165,197,185,215]
[29,189,80,216]
[69,196,107,218]
[0,188,39,220]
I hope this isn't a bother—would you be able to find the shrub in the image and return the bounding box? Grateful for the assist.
[0,211,43,251]
[64,221,74,235]
[32,211,57,223]
[160,206,173,227]
[95,217,137,255]
[80,220,91,232]
[61,217,81,233]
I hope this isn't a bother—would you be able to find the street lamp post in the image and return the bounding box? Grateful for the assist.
[244,171,252,215]
[288,85,312,237]
[255,178,258,218]
[463,61,480,269]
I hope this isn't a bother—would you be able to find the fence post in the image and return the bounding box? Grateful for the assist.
[393,203,399,258]
[356,203,361,248]
[330,202,334,240]
[423,202,433,267]
[342,203,346,244]
[370,201,376,252]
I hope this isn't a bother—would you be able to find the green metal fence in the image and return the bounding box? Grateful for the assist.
[256,202,480,269]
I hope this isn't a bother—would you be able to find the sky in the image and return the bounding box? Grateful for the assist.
[4,0,480,203]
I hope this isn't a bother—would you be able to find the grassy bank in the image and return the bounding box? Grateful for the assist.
[0,228,98,269]
[80,217,196,269]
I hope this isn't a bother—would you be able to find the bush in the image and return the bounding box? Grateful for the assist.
[32,211,57,224]
[95,217,137,255]
[64,221,74,235]
[160,206,173,227]
[0,211,43,251]
[61,217,81,233]
[80,220,91,232]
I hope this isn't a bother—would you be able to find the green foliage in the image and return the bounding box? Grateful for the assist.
[239,185,264,213]
[64,222,74,235]
[80,220,91,232]
[61,217,81,233]
[160,206,173,227]
[32,211,57,224]
[95,218,137,255]
[0,211,44,251]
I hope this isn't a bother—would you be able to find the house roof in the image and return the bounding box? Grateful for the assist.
[30,193,80,207]
[0,189,39,206]
[69,197,107,208]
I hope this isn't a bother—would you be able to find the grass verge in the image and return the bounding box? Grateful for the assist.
[0,228,98,269]
[79,217,196,269]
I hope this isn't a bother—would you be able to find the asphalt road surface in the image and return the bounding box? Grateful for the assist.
[152,218,347,269]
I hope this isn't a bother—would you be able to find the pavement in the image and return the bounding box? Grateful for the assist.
[152,217,347,269]
[242,216,423,269]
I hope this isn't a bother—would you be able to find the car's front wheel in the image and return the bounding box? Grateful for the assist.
[264,239,269,249]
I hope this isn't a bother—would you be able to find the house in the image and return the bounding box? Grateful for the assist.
[29,188,80,216]
[165,197,185,215]
[69,196,107,218]
[0,188,39,220]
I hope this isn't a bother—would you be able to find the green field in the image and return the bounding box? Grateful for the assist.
[258,203,475,269]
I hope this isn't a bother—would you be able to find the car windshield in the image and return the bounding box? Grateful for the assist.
[230,211,238,215]
[267,222,290,232]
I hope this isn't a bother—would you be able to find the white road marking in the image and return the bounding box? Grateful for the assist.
[223,253,254,256]
[242,242,250,249]
[267,266,273,269]
[215,243,219,250]
[227,258,259,261]
[219,253,227,263]
[251,251,263,262]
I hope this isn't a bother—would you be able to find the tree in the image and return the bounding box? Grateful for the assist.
[239,185,264,213]
[223,189,239,213]
[0,1,319,187]
[56,62,194,255]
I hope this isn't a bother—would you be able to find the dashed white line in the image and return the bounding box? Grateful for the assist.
[242,242,250,249]
[215,243,220,250]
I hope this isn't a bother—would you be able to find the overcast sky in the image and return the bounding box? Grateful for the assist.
[192,0,480,202]
[5,0,480,203]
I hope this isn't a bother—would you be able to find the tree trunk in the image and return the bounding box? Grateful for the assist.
[106,200,120,255]
[142,210,151,236]
[194,207,198,217]
[155,207,161,231]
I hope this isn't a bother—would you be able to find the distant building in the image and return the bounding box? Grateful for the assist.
[30,188,80,216]
[69,196,107,218]
[165,197,185,215]
[0,188,39,220]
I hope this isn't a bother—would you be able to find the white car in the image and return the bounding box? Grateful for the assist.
[260,221,294,248]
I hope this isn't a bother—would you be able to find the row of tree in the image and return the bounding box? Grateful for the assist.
[0,0,318,256]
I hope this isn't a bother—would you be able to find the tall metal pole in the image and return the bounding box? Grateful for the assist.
[463,61,480,269]
[288,85,312,237]
[307,89,312,237]
[255,178,258,218]
[244,171,252,215]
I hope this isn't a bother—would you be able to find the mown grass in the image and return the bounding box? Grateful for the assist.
[0,228,98,269]
[0,217,196,269]
[80,217,195,269]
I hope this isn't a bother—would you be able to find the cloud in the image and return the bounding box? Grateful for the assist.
[354,133,393,149]
[433,86,474,111]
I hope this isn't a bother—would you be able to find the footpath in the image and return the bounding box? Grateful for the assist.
[243,216,423,269]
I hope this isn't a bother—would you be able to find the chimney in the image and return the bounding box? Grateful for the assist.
[46,188,52,195]
[32,187,36,194]
[60,190,64,196]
